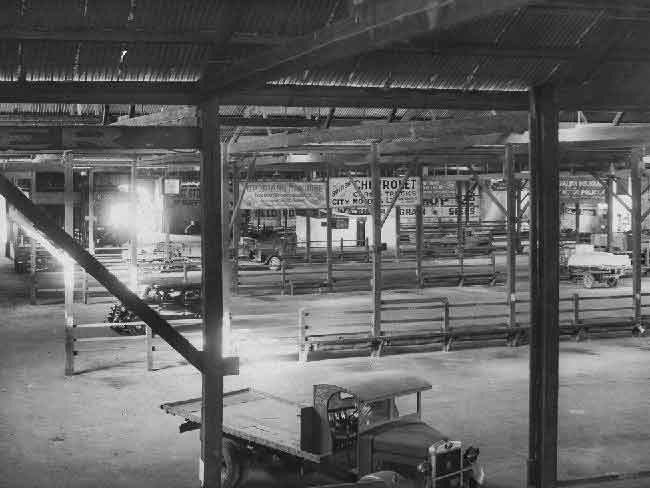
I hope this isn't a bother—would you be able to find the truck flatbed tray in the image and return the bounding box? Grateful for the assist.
[161,388,324,462]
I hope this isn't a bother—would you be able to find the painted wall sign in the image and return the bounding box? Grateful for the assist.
[560,177,605,202]
[328,177,421,207]
[239,181,326,209]
[420,179,479,222]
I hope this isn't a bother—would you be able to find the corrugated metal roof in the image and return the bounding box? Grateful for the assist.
[0,3,648,116]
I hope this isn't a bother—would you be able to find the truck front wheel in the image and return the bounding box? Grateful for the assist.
[221,439,244,488]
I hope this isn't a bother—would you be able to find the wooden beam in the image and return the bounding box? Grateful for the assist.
[527,83,560,488]
[326,164,333,288]
[225,85,530,111]
[631,149,643,326]
[476,176,507,216]
[0,80,649,112]
[607,172,615,250]
[84,169,95,304]
[229,112,529,153]
[198,98,225,488]
[323,107,336,129]
[129,163,138,290]
[0,82,197,105]
[0,81,531,109]
[0,126,200,151]
[613,112,625,125]
[347,173,374,216]
[370,144,382,339]
[201,0,535,94]
[0,170,211,373]
[0,28,293,45]
[113,107,365,128]
[505,145,517,328]
[456,180,464,274]
[388,43,650,63]
[415,163,424,287]
[380,170,411,228]
[593,173,633,213]
[63,156,74,375]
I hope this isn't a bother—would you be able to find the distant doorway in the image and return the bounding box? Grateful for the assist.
[356,219,366,246]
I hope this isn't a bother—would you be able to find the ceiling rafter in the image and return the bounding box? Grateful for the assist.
[199,0,537,95]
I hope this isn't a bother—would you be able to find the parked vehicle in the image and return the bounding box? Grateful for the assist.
[238,236,283,271]
[161,372,485,488]
[566,244,631,288]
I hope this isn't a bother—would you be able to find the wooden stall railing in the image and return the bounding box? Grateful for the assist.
[68,318,203,374]
[298,293,648,361]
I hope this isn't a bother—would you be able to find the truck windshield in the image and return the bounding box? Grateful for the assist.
[359,399,398,426]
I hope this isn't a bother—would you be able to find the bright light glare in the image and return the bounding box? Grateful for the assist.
[107,185,162,237]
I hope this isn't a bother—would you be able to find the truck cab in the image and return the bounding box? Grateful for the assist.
[311,373,483,487]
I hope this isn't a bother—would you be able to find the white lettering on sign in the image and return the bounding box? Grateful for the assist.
[239,182,326,209]
[328,177,421,208]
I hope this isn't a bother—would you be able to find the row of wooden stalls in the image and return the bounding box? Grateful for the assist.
[2,145,649,378]
[3,161,650,304]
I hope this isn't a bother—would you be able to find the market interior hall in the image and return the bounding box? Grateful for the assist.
[1,2,649,488]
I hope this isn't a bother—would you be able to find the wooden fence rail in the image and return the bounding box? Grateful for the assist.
[298,293,649,361]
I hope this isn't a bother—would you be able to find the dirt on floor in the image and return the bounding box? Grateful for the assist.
[1,257,649,488]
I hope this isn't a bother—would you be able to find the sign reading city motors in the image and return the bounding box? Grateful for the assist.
[239,182,326,209]
[329,177,421,207]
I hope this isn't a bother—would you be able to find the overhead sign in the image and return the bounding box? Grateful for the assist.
[239,182,326,209]
[420,178,478,222]
[329,177,420,207]
[560,177,605,202]
[423,180,456,205]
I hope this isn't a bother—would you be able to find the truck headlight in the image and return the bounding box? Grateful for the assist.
[417,461,431,473]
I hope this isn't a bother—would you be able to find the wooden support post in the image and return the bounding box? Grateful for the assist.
[415,164,424,287]
[221,144,233,360]
[326,166,333,289]
[281,258,287,294]
[6,203,14,259]
[305,214,311,263]
[145,324,154,371]
[298,308,308,362]
[394,206,401,261]
[198,97,224,488]
[63,156,75,376]
[516,181,523,252]
[464,181,471,224]
[365,237,370,262]
[340,237,344,261]
[506,145,517,327]
[527,84,560,488]
[607,172,615,251]
[29,236,36,304]
[28,171,37,302]
[575,199,581,244]
[631,149,643,327]
[441,298,449,333]
[456,181,464,281]
[83,170,95,304]
[370,144,382,337]
[573,293,580,326]
[129,163,138,291]
[0,173,211,372]
[231,160,240,295]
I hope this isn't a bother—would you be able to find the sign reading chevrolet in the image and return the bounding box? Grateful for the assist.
[329,177,421,208]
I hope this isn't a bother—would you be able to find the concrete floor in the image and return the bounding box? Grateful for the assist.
[1,257,649,488]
